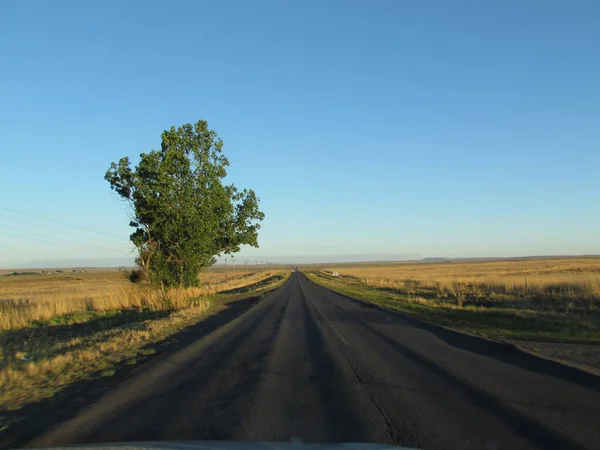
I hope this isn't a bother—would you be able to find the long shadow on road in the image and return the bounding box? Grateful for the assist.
[0,295,263,449]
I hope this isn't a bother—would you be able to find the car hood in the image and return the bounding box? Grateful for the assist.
[36,441,418,450]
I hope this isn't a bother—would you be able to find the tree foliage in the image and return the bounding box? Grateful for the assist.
[105,120,265,287]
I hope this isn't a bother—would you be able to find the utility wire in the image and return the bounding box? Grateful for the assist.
[0,223,130,253]
[0,213,127,247]
[0,206,127,240]
[0,230,129,254]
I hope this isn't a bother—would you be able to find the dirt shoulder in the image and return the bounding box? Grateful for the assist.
[513,341,600,375]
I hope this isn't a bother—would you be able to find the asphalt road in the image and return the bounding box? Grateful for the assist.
[29,273,600,450]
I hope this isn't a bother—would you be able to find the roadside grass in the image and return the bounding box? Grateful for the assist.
[0,269,283,330]
[0,270,289,413]
[305,267,600,343]
[311,258,600,312]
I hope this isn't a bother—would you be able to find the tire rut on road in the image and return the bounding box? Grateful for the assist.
[299,278,403,446]
[236,275,371,442]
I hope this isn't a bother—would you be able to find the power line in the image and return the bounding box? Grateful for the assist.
[0,206,127,240]
[0,230,129,254]
[0,212,127,247]
[0,225,131,254]
[0,223,129,253]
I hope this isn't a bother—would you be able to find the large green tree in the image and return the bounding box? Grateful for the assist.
[105,120,265,287]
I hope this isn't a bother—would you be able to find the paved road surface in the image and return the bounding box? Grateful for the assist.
[30,273,600,449]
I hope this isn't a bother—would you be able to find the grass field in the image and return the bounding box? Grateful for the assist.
[305,257,600,343]
[0,267,288,414]
[0,268,282,330]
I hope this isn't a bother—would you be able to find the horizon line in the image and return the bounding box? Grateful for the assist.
[2,254,599,271]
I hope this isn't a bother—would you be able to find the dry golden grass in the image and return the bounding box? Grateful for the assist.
[0,302,213,411]
[0,269,283,330]
[320,258,600,309]
[306,259,600,345]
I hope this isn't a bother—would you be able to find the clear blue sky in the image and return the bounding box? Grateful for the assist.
[1,0,599,267]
